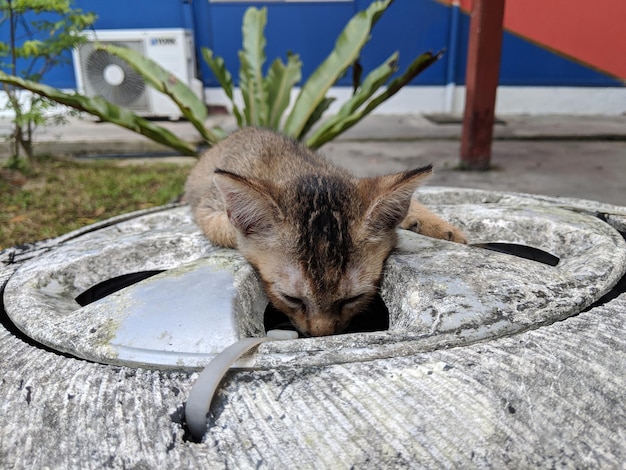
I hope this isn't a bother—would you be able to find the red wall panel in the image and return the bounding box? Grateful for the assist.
[439,0,626,79]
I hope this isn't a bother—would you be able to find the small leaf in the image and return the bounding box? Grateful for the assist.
[306,50,442,149]
[0,70,198,156]
[265,53,302,129]
[202,48,244,127]
[202,49,235,100]
[283,0,393,138]
[19,40,43,57]
[307,52,399,147]
[299,97,335,140]
[100,44,222,145]
[239,7,269,126]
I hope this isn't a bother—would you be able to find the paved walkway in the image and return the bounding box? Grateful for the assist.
[1,113,625,206]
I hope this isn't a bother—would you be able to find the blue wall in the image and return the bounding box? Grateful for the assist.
[1,0,621,90]
[194,1,357,87]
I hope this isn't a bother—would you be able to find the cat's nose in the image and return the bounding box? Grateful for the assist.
[307,318,338,336]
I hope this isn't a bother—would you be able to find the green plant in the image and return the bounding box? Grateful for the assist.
[0,0,96,163]
[0,0,442,155]
[0,72,199,156]
[203,0,442,148]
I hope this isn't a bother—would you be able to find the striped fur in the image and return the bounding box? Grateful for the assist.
[185,128,466,336]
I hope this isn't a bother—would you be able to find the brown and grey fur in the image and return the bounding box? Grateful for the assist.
[185,127,466,336]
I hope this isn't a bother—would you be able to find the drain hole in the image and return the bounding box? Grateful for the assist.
[263,294,390,337]
[344,294,390,333]
[264,304,298,333]
[472,243,560,266]
[75,270,165,306]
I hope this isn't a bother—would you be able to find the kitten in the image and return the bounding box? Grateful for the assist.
[184,127,466,336]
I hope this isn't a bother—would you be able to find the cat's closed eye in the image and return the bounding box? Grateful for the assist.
[335,293,367,311]
[280,293,306,310]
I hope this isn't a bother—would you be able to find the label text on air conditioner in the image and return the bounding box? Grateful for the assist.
[150,38,176,46]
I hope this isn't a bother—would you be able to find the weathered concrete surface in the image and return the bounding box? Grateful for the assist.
[4,236,267,368]
[1,190,626,468]
[5,190,625,370]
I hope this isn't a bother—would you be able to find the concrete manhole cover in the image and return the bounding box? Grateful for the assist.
[3,188,625,369]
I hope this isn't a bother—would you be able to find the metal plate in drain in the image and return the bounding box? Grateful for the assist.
[3,189,626,369]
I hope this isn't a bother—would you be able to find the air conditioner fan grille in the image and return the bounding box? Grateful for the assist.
[85,48,146,106]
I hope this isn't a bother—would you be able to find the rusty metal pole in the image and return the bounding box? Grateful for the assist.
[460,0,506,170]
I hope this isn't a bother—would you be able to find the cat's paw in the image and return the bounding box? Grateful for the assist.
[401,217,467,244]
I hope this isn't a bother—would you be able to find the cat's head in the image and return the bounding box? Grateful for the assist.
[214,165,432,336]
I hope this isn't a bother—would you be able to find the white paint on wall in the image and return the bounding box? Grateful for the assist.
[2,85,625,118]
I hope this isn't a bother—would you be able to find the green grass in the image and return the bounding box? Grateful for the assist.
[0,157,193,250]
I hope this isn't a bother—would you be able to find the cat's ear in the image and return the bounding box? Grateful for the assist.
[359,165,432,237]
[214,169,282,237]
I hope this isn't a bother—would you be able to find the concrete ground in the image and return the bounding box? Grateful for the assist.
[1,113,625,206]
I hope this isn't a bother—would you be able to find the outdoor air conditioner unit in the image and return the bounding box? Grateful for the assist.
[72,29,204,119]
